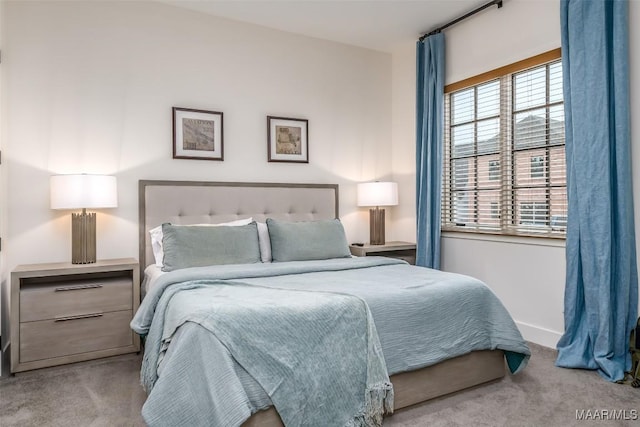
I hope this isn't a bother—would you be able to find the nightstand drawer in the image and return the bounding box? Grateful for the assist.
[19,310,134,363]
[20,277,132,322]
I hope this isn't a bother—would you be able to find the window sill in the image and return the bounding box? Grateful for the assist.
[441,230,566,248]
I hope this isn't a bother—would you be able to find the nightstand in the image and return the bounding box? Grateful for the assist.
[10,258,140,373]
[349,241,417,265]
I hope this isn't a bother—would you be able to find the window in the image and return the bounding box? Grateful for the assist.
[520,202,548,226]
[489,160,500,180]
[530,156,544,178]
[442,50,567,237]
[490,201,500,219]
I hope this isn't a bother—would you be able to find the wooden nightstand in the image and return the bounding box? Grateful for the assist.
[10,258,140,373]
[349,241,417,265]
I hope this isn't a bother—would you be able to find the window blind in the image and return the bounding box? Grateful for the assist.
[442,52,566,237]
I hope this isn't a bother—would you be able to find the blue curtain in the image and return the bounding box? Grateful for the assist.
[415,33,445,270]
[556,0,638,382]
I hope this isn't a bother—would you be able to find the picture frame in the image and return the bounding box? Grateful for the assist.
[173,107,224,161]
[267,116,309,163]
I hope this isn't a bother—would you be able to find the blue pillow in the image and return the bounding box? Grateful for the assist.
[266,218,351,262]
[161,222,261,271]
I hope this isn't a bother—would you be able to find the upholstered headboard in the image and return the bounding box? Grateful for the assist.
[138,180,339,270]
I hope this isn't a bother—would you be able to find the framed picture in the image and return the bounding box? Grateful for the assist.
[267,116,309,163]
[173,107,223,161]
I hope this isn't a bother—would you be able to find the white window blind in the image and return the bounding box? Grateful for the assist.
[442,56,567,237]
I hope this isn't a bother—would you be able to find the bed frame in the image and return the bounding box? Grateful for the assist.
[138,180,505,425]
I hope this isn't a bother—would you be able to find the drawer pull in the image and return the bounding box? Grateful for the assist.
[54,313,104,322]
[54,284,103,292]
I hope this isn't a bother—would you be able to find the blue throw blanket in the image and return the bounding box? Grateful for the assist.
[132,257,530,426]
[132,272,394,426]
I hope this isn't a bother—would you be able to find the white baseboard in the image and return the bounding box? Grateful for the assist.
[516,321,562,349]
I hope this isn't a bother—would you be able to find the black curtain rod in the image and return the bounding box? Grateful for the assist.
[419,0,503,41]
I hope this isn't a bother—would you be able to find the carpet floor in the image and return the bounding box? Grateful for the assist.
[1,343,638,426]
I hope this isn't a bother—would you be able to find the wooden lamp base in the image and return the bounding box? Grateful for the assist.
[369,207,386,245]
[71,209,97,264]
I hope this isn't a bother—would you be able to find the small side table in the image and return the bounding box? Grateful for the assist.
[10,258,140,373]
[349,241,417,265]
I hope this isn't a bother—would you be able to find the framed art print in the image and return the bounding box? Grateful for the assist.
[267,116,308,163]
[173,107,223,161]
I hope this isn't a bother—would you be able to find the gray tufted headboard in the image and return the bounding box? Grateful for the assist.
[138,180,339,271]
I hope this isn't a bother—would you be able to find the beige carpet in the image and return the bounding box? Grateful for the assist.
[1,343,638,426]
[385,343,639,427]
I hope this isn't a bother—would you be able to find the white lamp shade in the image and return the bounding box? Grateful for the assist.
[357,182,398,207]
[50,174,118,210]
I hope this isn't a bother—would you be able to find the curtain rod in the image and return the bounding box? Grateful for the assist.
[419,0,503,41]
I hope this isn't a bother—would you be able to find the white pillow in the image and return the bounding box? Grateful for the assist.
[256,222,272,263]
[149,217,253,266]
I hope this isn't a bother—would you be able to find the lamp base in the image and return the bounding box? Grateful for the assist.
[71,210,96,264]
[369,207,386,245]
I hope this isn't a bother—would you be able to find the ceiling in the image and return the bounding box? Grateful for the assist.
[161,0,485,53]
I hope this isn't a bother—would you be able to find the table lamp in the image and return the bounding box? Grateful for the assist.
[50,174,118,264]
[357,181,398,245]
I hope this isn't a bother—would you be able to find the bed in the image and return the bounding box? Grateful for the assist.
[133,180,530,427]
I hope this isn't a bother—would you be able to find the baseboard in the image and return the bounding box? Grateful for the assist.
[516,321,562,349]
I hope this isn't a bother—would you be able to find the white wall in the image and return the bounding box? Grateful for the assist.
[0,1,392,349]
[392,0,568,348]
[390,43,416,243]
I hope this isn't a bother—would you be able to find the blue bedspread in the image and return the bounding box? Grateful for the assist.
[131,257,530,426]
